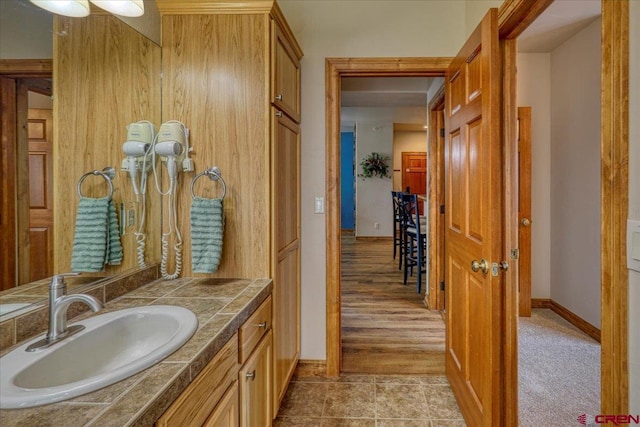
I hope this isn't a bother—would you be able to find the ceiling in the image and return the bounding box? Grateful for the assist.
[339,0,602,127]
[518,0,601,53]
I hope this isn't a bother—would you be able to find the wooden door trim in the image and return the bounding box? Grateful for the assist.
[0,77,18,290]
[325,57,452,377]
[0,61,53,290]
[599,0,628,415]
[427,86,445,311]
[499,0,629,415]
[517,106,532,317]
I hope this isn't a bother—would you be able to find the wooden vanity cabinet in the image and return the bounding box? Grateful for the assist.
[239,330,273,427]
[157,0,302,417]
[203,382,239,427]
[155,334,239,427]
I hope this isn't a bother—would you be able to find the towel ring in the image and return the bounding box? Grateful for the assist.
[77,167,115,198]
[191,166,226,200]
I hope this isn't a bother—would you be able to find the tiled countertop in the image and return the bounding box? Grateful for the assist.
[0,277,272,427]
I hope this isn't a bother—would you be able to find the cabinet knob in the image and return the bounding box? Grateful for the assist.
[275,94,283,101]
[246,370,256,380]
[275,111,283,117]
[257,321,267,329]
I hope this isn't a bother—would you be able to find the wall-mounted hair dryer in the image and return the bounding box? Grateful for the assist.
[121,121,154,196]
[155,122,187,182]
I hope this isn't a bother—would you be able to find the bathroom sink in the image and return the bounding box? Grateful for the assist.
[0,305,198,409]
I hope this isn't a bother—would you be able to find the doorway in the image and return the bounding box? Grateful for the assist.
[325,0,629,421]
[339,75,441,374]
[0,60,54,289]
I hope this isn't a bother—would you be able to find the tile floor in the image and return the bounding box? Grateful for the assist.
[274,375,466,427]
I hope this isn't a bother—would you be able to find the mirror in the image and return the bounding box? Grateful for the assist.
[0,0,162,318]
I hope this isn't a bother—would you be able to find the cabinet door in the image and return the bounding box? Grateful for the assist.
[203,382,239,427]
[272,109,301,410]
[272,22,301,122]
[273,247,299,406]
[239,331,272,427]
[274,111,300,250]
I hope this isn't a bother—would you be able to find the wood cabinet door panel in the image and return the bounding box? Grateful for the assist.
[272,23,300,122]
[239,331,272,427]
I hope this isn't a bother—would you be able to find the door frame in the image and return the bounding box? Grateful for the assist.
[427,86,446,311]
[0,59,53,289]
[325,57,452,378]
[325,0,629,419]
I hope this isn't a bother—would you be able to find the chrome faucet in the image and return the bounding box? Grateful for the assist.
[26,273,103,352]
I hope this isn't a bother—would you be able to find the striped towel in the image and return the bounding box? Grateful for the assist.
[191,197,224,273]
[71,197,123,272]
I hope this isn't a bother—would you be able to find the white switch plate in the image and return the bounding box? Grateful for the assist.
[628,219,640,272]
[314,197,325,214]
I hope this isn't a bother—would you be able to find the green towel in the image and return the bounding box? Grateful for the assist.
[191,197,224,273]
[71,197,123,272]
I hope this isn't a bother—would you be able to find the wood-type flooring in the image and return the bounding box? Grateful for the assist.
[341,234,445,374]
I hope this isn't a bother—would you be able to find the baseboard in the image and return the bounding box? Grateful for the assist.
[531,298,551,309]
[549,300,601,343]
[530,298,600,343]
[295,359,327,378]
[355,236,393,241]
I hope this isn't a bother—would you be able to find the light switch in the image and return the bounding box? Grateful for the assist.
[627,220,640,272]
[314,197,325,214]
[633,232,640,261]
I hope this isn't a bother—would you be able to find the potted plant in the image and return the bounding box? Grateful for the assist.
[358,152,391,179]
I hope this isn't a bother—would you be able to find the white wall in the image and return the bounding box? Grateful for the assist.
[354,122,393,237]
[465,0,503,37]
[516,53,552,300]
[0,1,52,59]
[548,18,601,328]
[393,131,427,192]
[628,1,640,414]
[278,0,466,360]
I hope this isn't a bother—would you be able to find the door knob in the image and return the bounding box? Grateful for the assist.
[521,218,531,227]
[471,258,489,274]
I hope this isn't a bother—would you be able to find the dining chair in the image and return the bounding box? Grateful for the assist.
[402,193,427,293]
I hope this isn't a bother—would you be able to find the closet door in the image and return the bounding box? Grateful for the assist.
[272,108,300,409]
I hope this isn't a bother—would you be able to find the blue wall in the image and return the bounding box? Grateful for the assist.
[340,132,355,230]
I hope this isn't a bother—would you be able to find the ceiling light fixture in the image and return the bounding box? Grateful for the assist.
[30,0,90,18]
[90,0,144,17]
[29,0,144,18]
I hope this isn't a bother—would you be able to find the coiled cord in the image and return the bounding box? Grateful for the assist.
[159,175,183,280]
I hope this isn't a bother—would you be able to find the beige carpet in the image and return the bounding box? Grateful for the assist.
[519,309,600,426]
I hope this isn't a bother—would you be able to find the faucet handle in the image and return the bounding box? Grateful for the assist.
[50,273,80,289]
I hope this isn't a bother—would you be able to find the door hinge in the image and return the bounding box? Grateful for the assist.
[440,128,445,138]
[510,249,519,260]
[440,281,445,291]
[440,204,445,214]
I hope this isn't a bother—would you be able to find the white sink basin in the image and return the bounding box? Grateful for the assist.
[0,305,198,409]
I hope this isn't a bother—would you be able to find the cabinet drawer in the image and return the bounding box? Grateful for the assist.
[156,334,239,427]
[239,296,272,364]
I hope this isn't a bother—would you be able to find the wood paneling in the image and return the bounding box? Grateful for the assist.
[162,13,269,278]
[272,24,301,122]
[54,15,161,274]
[239,330,273,427]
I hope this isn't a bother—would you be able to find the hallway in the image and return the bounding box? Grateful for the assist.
[340,235,445,374]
